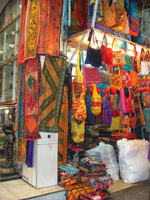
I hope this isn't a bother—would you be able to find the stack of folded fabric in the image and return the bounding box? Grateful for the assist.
[79,157,113,190]
[58,164,80,186]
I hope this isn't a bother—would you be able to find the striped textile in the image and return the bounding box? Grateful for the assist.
[39,55,67,132]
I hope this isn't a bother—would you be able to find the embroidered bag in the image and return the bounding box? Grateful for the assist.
[91,84,102,115]
[121,41,134,72]
[101,34,113,65]
[99,64,111,88]
[130,70,139,86]
[83,66,101,85]
[134,77,150,93]
[72,83,87,121]
[112,38,126,66]
[129,0,141,36]
[120,15,130,35]
[111,0,127,32]
[101,0,116,28]
[85,30,102,67]
[73,49,83,94]
[110,66,122,90]
[122,70,131,87]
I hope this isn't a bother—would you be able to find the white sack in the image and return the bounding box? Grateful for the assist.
[117,138,149,184]
[87,142,119,181]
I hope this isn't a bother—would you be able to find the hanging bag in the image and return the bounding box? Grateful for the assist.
[122,70,131,87]
[101,34,113,65]
[85,30,102,67]
[83,66,101,85]
[112,38,126,66]
[111,0,127,32]
[99,64,111,88]
[121,41,134,72]
[72,83,87,122]
[73,49,83,94]
[110,66,122,90]
[101,0,116,28]
[129,0,141,36]
[91,84,102,115]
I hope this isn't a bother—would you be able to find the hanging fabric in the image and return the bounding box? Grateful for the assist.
[37,0,63,56]
[17,65,24,139]
[39,55,67,132]
[58,86,68,165]
[18,0,63,64]
[23,56,41,140]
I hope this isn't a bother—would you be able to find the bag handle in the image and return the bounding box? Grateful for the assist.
[88,29,99,49]
[112,38,120,50]
[102,34,108,47]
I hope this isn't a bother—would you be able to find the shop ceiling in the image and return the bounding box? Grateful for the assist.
[0,0,9,14]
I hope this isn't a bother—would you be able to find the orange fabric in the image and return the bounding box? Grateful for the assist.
[36,0,62,56]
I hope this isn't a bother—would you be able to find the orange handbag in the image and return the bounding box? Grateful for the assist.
[111,0,127,32]
[101,0,116,28]
[110,66,122,90]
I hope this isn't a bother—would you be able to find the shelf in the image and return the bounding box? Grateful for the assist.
[63,28,150,52]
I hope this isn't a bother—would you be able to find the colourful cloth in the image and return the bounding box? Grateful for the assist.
[25,0,40,60]
[39,55,67,132]
[36,0,62,56]
[18,0,63,64]
[58,86,68,165]
[18,0,28,64]
[23,56,41,140]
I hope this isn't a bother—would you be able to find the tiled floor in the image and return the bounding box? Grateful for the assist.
[0,179,149,200]
[0,179,65,200]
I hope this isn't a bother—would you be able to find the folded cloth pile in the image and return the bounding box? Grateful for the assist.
[79,156,113,190]
[58,168,80,186]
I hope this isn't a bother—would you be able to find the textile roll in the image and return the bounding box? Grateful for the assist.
[39,55,67,132]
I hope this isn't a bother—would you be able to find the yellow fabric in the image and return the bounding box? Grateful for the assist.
[71,117,85,143]
[110,116,121,130]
